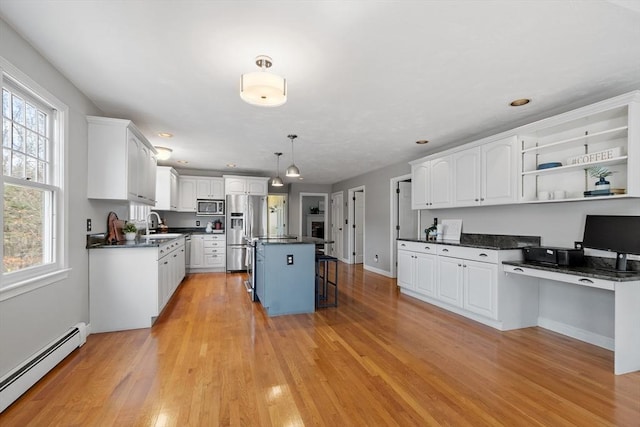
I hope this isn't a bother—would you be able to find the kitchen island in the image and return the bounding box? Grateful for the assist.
[254,238,316,317]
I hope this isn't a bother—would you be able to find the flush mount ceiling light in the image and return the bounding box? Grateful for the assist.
[226,163,237,168]
[510,98,531,107]
[155,146,173,160]
[285,134,300,177]
[240,55,287,107]
[271,152,284,187]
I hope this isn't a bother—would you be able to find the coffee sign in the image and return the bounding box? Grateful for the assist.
[567,147,622,165]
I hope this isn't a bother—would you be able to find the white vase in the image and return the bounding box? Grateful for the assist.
[125,232,136,241]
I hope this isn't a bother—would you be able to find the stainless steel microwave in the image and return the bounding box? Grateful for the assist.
[196,199,224,216]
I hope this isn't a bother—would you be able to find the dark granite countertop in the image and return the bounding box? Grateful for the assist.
[167,227,225,235]
[503,258,640,282]
[255,235,334,245]
[398,233,541,250]
[86,233,185,249]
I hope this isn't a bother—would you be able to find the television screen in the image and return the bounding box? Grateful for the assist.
[582,215,640,256]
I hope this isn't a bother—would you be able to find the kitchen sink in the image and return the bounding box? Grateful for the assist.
[144,233,183,240]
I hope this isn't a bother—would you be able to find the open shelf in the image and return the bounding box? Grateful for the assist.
[521,156,628,176]
[521,126,628,154]
[522,193,629,204]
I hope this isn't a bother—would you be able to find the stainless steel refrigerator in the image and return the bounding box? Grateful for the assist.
[226,194,267,271]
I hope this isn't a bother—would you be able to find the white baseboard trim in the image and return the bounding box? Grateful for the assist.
[363,264,393,277]
[538,317,614,351]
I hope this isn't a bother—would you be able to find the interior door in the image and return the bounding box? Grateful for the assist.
[397,180,416,239]
[354,191,364,264]
[331,192,344,260]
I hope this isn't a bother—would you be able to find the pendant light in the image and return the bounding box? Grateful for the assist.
[240,55,287,107]
[285,134,300,177]
[271,152,284,187]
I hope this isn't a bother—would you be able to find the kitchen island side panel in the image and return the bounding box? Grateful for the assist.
[261,243,315,316]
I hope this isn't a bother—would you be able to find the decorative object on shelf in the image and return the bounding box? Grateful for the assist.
[587,166,615,192]
[441,219,463,242]
[567,147,622,165]
[123,222,137,241]
[240,55,287,107]
[285,134,301,177]
[537,162,563,170]
[271,152,284,187]
[425,217,438,241]
[310,207,319,214]
[154,146,173,161]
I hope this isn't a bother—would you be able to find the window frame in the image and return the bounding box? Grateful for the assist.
[0,56,69,301]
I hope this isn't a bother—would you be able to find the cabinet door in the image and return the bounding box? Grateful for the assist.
[158,256,170,312]
[169,170,178,210]
[482,136,517,205]
[246,178,268,195]
[210,178,225,198]
[225,178,246,194]
[196,178,212,199]
[411,162,430,209]
[189,236,204,267]
[436,256,463,307]
[127,133,139,199]
[453,148,481,206]
[397,250,415,289]
[137,143,149,201]
[414,252,436,297]
[146,152,157,203]
[463,260,497,319]
[178,178,197,212]
[430,156,453,208]
[155,167,171,210]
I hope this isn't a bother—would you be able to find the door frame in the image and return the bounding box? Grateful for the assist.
[390,174,415,278]
[331,191,346,262]
[298,192,329,240]
[347,185,365,264]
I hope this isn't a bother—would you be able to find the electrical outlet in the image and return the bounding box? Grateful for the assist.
[374,254,379,263]
[196,221,200,226]
[86,219,92,232]
[287,254,294,265]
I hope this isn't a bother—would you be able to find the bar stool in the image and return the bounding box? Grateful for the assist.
[315,254,338,308]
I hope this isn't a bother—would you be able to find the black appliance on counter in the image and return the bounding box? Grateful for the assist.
[523,246,584,267]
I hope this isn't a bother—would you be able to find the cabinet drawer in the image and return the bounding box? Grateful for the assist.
[204,254,225,267]
[437,245,498,263]
[202,234,225,241]
[203,240,224,248]
[204,247,225,255]
[397,240,437,254]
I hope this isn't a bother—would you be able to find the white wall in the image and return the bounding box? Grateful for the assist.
[288,183,332,237]
[0,17,126,377]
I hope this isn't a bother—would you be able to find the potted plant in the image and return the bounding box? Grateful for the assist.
[587,166,615,192]
[123,222,137,241]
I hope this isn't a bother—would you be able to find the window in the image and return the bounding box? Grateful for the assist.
[1,60,68,297]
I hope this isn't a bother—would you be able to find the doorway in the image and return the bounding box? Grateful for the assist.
[299,192,329,241]
[267,194,288,236]
[390,174,418,277]
[331,191,344,261]
[347,186,365,264]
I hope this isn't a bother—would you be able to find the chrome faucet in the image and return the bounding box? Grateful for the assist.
[146,211,162,236]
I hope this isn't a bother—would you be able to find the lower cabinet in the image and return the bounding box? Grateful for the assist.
[397,240,538,330]
[89,237,186,333]
[189,234,226,272]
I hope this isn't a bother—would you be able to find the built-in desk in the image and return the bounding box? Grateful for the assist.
[503,261,640,375]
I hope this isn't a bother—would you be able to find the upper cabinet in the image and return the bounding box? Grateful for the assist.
[519,93,639,202]
[224,175,269,196]
[87,116,157,205]
[410,90,640,209]
[453,136,518,207]
[411,156,452,209]
[177,177,197,212]
[155,166,179,211]
[196,177,224,199]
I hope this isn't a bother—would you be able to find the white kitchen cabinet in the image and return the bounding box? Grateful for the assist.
[89,236,185,333]
[397,241,436,297]
[196,177,224,199]
[410,156,452,209]
[463,259,497,319]
[87,116,157,205]
[156,166,179,211]
[436,255,464,308]
[223,175,269,195]
[189,234,226,271]
[453,136,518,207]
[178,177,197,212]
[519,92,640,202]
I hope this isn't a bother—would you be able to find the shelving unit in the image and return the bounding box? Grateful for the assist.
[519,94,639,202]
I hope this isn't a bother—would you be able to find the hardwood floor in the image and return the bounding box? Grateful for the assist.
[1,263,639,426]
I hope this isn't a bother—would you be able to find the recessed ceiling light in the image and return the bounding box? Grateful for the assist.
[510,98,531,107]
[298,177,304,180]
[415,140,429,145]
[226,163,237,168]
[177,160,189,165]
[158,132,173,138]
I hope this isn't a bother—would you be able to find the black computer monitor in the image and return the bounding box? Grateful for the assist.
[582,215,640,271]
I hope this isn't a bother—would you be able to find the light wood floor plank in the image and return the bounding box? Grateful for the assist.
[1,263,638,426]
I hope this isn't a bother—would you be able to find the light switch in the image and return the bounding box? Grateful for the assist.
[287,254,294,265]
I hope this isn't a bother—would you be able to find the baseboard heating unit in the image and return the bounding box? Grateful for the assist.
[0,322,87,413]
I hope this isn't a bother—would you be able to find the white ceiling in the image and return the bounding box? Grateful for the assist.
[1,1,639,184]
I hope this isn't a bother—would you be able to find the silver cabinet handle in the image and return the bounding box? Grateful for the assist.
[458,264,462,267]
[514,267,524,272]
[424,247,430,250]
[401,243,406,247]
[579,278,594,284]
[479,253,488,257]
[442,248,449,252]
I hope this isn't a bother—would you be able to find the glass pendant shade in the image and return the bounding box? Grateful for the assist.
[240,56,287,107]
